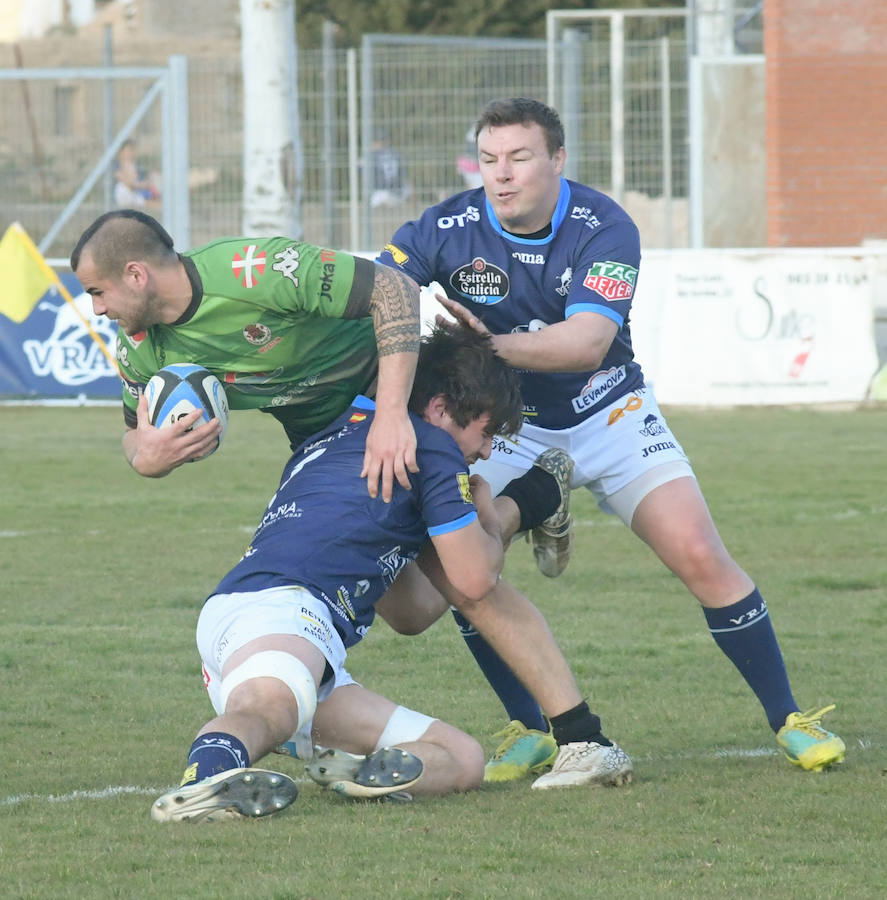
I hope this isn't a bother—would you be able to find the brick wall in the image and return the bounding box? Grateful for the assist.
[764,0,887,246]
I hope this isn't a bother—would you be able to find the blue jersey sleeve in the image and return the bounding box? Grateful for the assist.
[378,223,435,287]
[412,419,478,534]
[564,215,641,331]
[377,188,487,289]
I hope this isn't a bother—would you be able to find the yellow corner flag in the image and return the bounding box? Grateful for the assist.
[0,221,119,373]
[0,222,56,323]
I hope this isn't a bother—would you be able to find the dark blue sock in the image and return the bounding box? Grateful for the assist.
[451,609,548,732]
[181,732,250,785]
[703,588,799,732]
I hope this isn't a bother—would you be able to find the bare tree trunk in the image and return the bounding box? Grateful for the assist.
[240,0,302,236]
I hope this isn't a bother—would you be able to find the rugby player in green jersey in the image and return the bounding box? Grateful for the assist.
[72,210,626,793]
[71,209,420,501]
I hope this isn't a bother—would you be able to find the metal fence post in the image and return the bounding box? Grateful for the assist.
[561,28,582,183]
[347,48,359,252]
[165,55,190,249]
[660,36,673,249]
[610,11,625,204]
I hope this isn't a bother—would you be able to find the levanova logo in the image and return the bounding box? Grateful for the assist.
[449,257,509,305]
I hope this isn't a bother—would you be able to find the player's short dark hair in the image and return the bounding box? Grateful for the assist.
[410,325,523,438]
[70,209,177,276]
[474,98,565,156]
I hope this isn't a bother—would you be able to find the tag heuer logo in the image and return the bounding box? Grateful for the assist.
[583,261,638,301]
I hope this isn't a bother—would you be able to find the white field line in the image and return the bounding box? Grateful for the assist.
[2,740,872,808]
[1,773,315,808]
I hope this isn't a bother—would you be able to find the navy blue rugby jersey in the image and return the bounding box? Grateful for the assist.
[378,178,645,430]
[212,396,477,648]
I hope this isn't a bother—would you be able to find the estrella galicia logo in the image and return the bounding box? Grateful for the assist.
[638,413,666,437]
[449,257,509,305]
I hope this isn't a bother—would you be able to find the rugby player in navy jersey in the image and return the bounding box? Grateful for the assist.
[378,98,844,783]
[151,326,630,823]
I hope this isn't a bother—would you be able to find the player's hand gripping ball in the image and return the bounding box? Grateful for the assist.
[145,363,229,454]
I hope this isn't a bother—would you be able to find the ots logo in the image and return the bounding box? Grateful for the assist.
[437,206,481,229]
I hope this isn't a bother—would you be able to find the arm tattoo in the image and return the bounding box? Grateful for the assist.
[368,264,420,358]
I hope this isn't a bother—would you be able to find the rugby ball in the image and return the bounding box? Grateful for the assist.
[145,363,229,451]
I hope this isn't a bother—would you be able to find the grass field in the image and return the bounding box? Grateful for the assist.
[1,404,885,899]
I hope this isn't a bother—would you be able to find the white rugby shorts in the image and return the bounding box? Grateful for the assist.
[472,386,694,526]
[196,585,354,716]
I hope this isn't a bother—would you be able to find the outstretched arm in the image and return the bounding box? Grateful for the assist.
[361,264,422,501]
[436,293,618,372]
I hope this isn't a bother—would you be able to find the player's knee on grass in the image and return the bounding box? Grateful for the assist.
[370,704,484,794]
[221,651,318,746]
[406,719,485,793]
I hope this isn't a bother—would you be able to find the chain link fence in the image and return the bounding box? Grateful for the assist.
[0,17,764,261]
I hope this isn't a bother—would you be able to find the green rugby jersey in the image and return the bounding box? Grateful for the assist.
[116,236,378,444]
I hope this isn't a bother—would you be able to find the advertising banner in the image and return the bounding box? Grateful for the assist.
[0,273,119,398]
[3,252,881,405]
[631,251,880,405]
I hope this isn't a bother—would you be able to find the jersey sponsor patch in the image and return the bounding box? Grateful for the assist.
[335,586,357,621]
[641,440,677,459]
[271,245,302,286]
[122,375,142,400]
[582,261,637,301]
[232,245,267,288]
[571,365,627,413]
[449,257,509,305]
[555,266,573,296]
[638,413,666,437]
[456,471,473,504]
[243,323,272,346]
[384,243,409,266]
[606,393,643,425]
